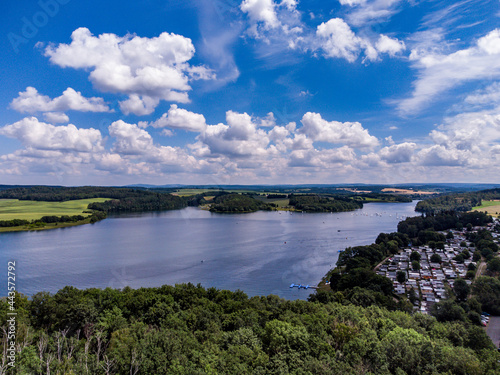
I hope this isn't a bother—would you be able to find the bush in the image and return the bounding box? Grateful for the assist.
[430,253,442,263]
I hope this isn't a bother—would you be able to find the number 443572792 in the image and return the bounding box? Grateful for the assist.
[7,261,16,311]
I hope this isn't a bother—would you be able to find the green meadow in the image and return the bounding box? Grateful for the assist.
[472,200,500,217]
[0,198,110,221]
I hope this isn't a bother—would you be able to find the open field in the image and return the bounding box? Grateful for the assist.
[254,196,290,208]
[337,188,372,193]
[381,188,435,195]
[172,188,285,197]
[0,198,110,221]
[171,189,222,197]
[472,200,500,217]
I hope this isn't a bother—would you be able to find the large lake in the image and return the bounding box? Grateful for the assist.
[1,201,418,300]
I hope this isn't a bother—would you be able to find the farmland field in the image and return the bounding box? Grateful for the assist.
[472,200,500,217]
[0,198,110,221]
[171,189,221,196]
[172,189,279,196]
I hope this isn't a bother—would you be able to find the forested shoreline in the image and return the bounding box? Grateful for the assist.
[288,194,363,212]
[0,186,413,231]
[0,187,186,232]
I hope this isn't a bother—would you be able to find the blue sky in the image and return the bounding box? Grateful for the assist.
[0,0,499,186]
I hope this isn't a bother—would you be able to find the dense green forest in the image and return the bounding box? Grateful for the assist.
[356,193,412,203]
[415,188,500,213]
[209,194,274,213]
[288,194,363,212]
[2,283,499,375]
[0,212,107,228]
[0,186,187,214]
[0,186,154,202]
[397,211,493,241]
[87,194,185,213]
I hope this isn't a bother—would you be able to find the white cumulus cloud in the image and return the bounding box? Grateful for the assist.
[316,18,365,62]
[43,112,70,124]
[241,0,280,30]
[149,105,207,132]
[10,87,111,114]
[299,112,379,148]
[240,0,303,47]
[417,145,469,167]
[289,146,355,167]
[378,142,417,163]
[196,110,272,158]
[118,95,160,116]
[0,117,104,152]
[108,120,154,155]
[375,34,405,56]
[44,28,215,115]
[315,18,405,62]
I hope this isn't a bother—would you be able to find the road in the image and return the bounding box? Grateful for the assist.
[475,260,487,281]
[486,316,500,348]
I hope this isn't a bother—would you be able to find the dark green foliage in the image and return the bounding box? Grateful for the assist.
[487,258,500,273]
[453,279,470,302]
[337,243,390,270]
[0,186,156,201]
[288,194,362,212]
[397,211,492,245]
[397,271,407,284]
[333,268,394,296]
[409,288,418,305]
[209,193,273,213]
[430,253,442,263]
[88,193,186,213]
[430,299,467,322]
[410,251,421,262]
[266,194,287,199]
[39,214,85,223]
[357,193,412,202]
[376,232,410,248]
[0,218,30,227]
[415,188,500,214]
[89,210,107,223]
[1,284,498,375]
[0,213,107,228]
[472,276,500,314]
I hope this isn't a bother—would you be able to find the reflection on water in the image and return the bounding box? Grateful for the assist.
[0,201,418,300]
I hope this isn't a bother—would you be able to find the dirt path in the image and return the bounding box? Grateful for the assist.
[475,259,487,281]
[374,255,392,271]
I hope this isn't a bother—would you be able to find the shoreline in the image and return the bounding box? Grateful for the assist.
[0,216,97,233]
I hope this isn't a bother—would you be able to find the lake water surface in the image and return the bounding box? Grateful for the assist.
[1,201,418,299]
